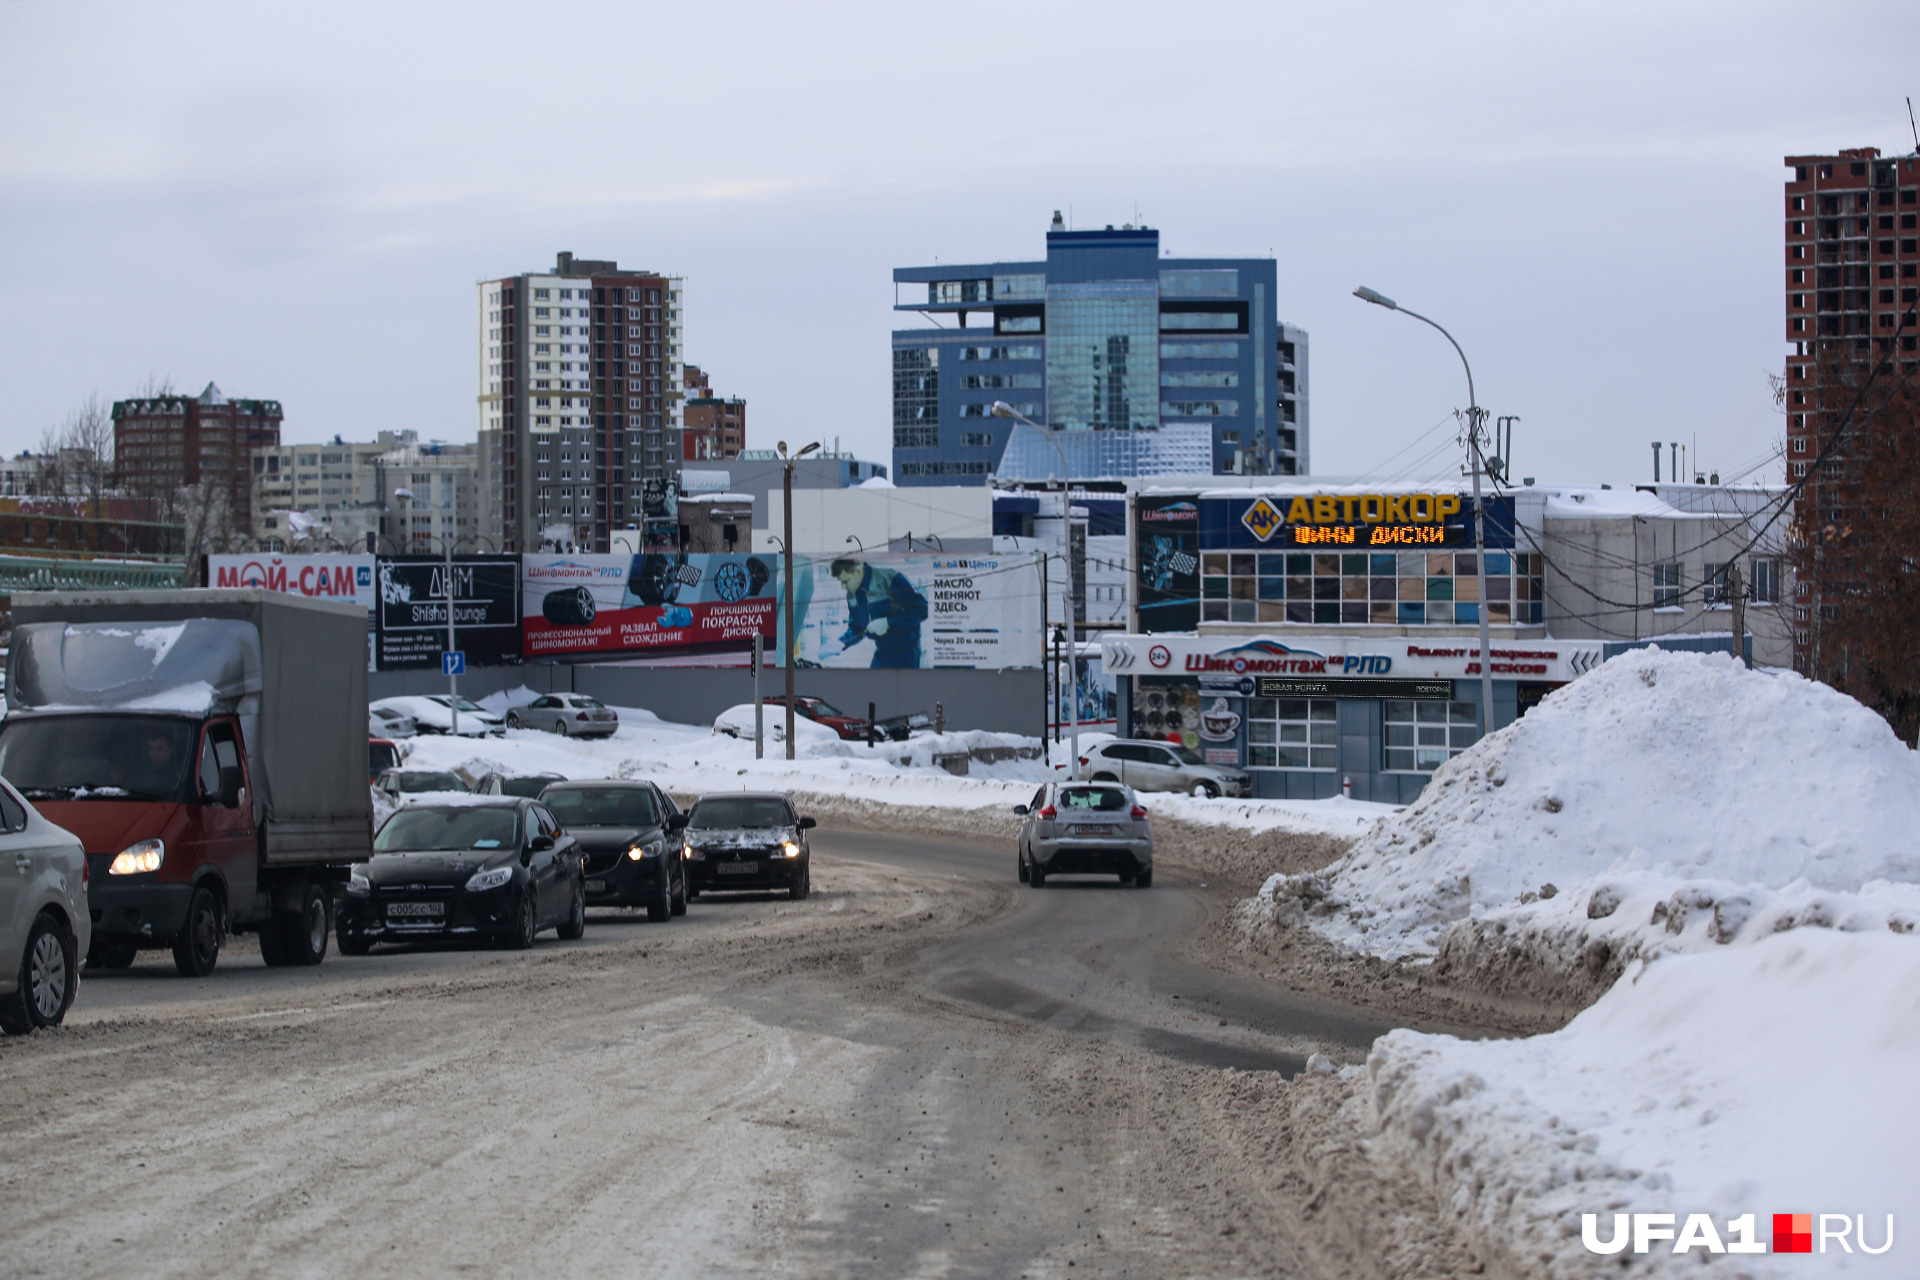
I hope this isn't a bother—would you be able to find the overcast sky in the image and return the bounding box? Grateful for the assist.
[2,0,1914,488]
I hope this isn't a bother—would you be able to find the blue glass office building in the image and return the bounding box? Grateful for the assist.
[891,221,1308,486]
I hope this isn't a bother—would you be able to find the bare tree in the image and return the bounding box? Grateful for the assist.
[174,481,235,585]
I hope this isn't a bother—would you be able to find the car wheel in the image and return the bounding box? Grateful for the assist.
[87,943,137,971]
[1091,772,1118,783]
[172,886,222,977]
[670,866,688,916]
[646,874,672,922]
[788,865,811,901]
[281,884,331,966]
[506,712,522,730]
[1136,868,1153,888]
[505,889,538,949]
[555,718,570,738]
[0,913,76,1034]
[1191,781,1220,799]
[1017,849,1029,883]
[557,876,587,940]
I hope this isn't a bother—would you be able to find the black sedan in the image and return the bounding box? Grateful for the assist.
[337,798,585,952]
[682,792,815,900]
[540,780,688,921]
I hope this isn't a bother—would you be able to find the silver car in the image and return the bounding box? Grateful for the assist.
[506,694,619,739]
[0,778,88,1033]
[1080,739,1251,798]
[1013,781,1153,888]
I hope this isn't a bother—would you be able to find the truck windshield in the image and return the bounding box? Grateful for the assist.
[0,715,198,802]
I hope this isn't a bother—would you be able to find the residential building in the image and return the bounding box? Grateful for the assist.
[250,431,478,551]
[675,449,888,541]
[682,365,747,461]
[476,251,685,552]
[112,381,282,528]
[891,217,1307,486]
[1780,146,1920,672]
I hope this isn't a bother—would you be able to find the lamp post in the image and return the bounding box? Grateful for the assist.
[1352,287,1496,732]
[991,401,1078,778]
[777,439,821,760]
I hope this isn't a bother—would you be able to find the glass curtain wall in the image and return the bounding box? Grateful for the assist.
[1045,281,1159,432]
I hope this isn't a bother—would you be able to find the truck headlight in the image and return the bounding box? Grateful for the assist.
[464,865,515,892]
[108,839,164,875]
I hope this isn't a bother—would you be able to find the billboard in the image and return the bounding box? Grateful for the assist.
[521,552,780,661]
[1133,496,1200,632]
[208,553,375,608]
[374,555,522,670]
[1199,491,1515,551]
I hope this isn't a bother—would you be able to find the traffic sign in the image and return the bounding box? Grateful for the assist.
[442,651,466,676]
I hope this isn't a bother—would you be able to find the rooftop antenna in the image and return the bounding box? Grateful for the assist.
[1909,96,1919,153]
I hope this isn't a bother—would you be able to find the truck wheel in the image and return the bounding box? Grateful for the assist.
[172,887,222,978]
[280,885,331,967]
[557,877,586,940]
[0,913,77,1034]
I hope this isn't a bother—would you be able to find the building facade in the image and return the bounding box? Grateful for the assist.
[476,252,684,552]
[891,218,1306,486]
[250,431,478,551]
[1781,147,1920,671]
[112,382,282,529]
[681,365,746,461]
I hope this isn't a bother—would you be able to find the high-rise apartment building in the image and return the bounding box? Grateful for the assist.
[682,365,747,461]
[1781,147,1920,669]
[476,252,683,551]
[890,219,1307,486]
[112,381,282,528]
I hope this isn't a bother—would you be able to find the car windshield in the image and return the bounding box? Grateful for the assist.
[1166,744,1204,765]
[1059,786,1128,811]
[497,776,560,799]
[544,787,659,827]
[807,698,846,717]
[688,797,791,829]
[0,714,197,802]
[375,807,519,852]
[394,771,466,793]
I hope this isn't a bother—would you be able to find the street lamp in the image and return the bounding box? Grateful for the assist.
[991,401,1078,777]
[845,534,864,554]
[777,439,821,759]
[1352,286,1496,731]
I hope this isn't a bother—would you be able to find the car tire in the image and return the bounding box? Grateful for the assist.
[0,912,76,1034]
[172,886,222,978]
[1192,781,1220,799]
[505,889,538,949]
[1136,868,1153,888]
[557,876,586,940]
[670,867,688,916]
[556,718,570,738]
[686,879,700,902]
[788,866,811,901]
[646,875,672,922]
[1091,772,1118,783]
[281,884,331,966]
[1017,850,1030,883]
[507,712,522,730]
[87,943,137,971]
[336,929,372,957]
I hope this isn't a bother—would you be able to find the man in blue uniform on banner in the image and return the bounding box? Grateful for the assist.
[830,558,929,668]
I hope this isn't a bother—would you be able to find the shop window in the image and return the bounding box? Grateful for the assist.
[1246,698,1336,770]
[1383,700,1480,773]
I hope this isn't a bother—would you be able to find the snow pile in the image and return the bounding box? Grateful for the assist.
[1246,649,1920,964]
[1348,928,1919,1276]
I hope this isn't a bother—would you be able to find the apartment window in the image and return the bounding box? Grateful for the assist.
[1160,312,1241,331]
[1161,341,1240,359]
[893,426,938,448]
[1703,562,1730,606]
[1220,431,1240,444]
[535,344,550,354]
[1383,700,1480,772]
[1749,558,1783,604]
[534,307,550,318]
[959,432,992,448]
[1246,698,1336,771]
[1791,436,1809,454]
[1000,315,1042,333]
[1161,371,1239,388]
[534,288,550,300]
[1652,561,1681,609]
[1160,400,1240,417]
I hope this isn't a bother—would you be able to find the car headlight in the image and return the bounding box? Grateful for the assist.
[108,839,164,875]
[683,843,702,860]
[781,841,800,859]
[464,865,515,892]
[347,869,371,895]
[627,842,662,861]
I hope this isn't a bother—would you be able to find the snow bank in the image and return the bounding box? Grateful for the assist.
[1248,649,1920,964]
[1346,928,1919,1276]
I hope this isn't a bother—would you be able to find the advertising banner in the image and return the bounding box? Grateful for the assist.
[1199,491,1515,551]
[521,552,781,661]
[375,555,521,670]
[1133,496,1200,632]
[785,553,1040,670]
[208,553,375,608]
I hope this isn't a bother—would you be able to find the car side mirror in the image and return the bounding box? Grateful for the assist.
[218,766,243,810]
[665,814,689,832]
[528,834,555,854]
[796,816,816,830]
[1012,805,1028,815]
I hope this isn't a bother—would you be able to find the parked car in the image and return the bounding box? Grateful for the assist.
[375,768,471,803]
[540,780,687,920]
[369,704,417,739]
[680,792,815,900]
[369,737,406,783]
[1079,739,1251,798]
[712,704,843,749]
[1013,781,1153,888]
[470,771,566,798]
[760,695,869,741]
[336,797,584,953]
[0,778,88,1032]
[371,695,505,738]
[505,694,619,738]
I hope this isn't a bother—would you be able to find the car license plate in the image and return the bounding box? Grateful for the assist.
[1069,824,1112,836]
[585,880,608,894]
[386,901,444,918]
[716,861,757,875]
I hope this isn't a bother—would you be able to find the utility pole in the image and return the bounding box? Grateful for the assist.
[752,632,763,758]
[1038,550,1051,744]
[445,532,458,736]
[1727,562,1748,669]
[778,440,820,760]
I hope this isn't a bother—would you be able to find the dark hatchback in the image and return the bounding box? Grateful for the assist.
[682,792,815,900]
[336,798,585,952]
[540,780,688,921]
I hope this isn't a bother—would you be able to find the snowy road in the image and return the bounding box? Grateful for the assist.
[0,823,1425,1279]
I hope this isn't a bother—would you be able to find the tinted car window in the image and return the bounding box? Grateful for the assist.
[688,797,792,828]
[1105,744,1142,763]
[544,787,660,827]
[369,743,400,777]
[1059,787,1128,811]
[376,807,519,852]
[395,771,466,793]
[498,775,559,798]
[0,787,27,833]
[1167,745,1204,765]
